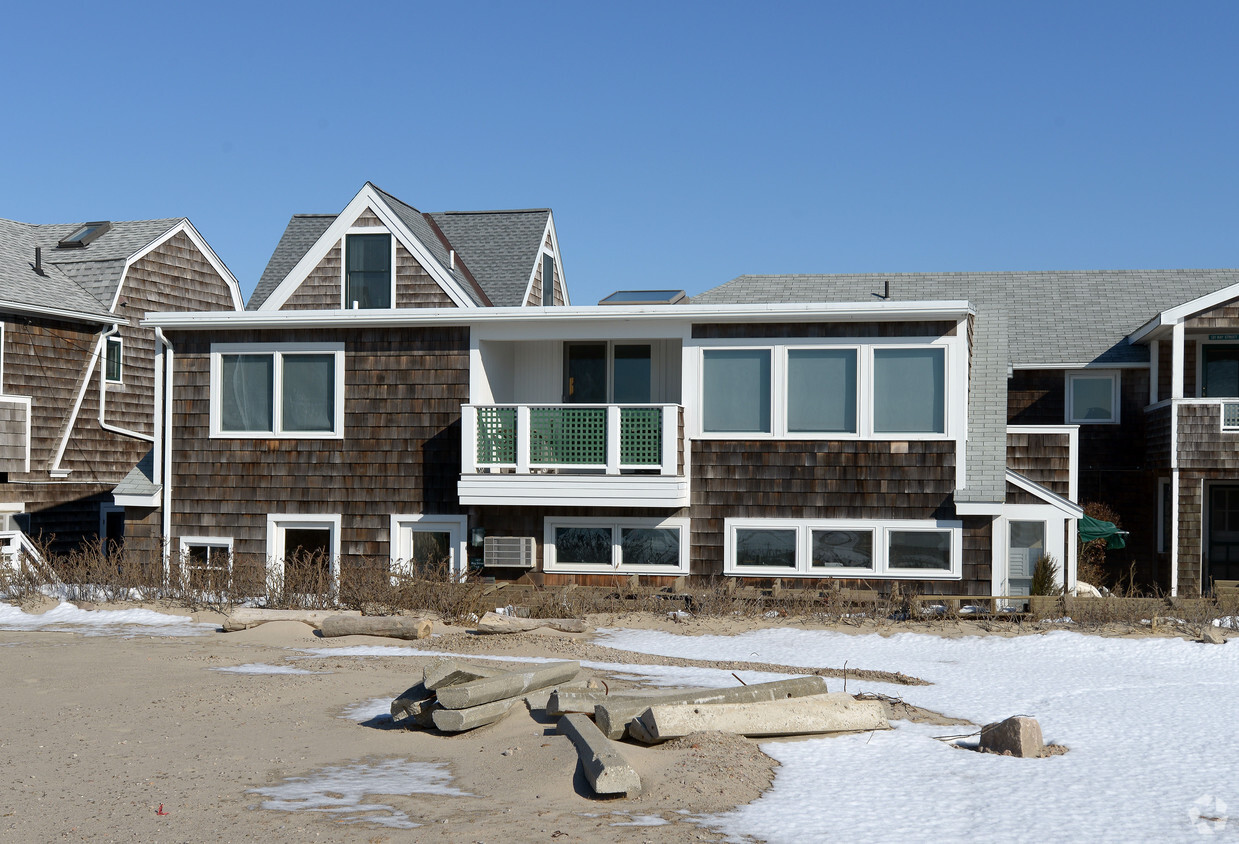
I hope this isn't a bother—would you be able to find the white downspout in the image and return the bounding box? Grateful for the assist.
[155,327,174,578]
[99,324,155,443]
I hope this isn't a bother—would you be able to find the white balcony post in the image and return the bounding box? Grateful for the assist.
[606,405,621,475]
[516,405,531,475]
[1149,340,1159,405]
[1171,322,1185,400]
[461,405,477,474]
[661,404,677,476]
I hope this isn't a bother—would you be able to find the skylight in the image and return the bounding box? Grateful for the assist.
[57,221,112,248]
[598,289,688,305]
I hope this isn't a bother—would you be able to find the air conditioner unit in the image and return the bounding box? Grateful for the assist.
[483,536,536,569]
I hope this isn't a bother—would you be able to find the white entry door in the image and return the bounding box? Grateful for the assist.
[1002,505,1067,597]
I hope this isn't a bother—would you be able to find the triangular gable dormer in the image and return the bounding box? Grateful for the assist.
[257,183,479,311]
[522,211,570,307]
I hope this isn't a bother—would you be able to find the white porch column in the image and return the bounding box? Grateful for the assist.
[606,405,621,475]
[660,405,678,476]
[1149,340,1159,405]
[460,405,477,475]
[516,406,531,474]
[1171,322,1185,399]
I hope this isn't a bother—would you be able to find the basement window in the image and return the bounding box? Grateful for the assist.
[543,517,689,574]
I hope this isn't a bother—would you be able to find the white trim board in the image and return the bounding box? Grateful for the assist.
[389,514,468,580]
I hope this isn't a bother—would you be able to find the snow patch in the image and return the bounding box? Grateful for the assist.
[342,698,392,723]
[248,758,470,829]
[0,601,212,638]
[212,663,320,675]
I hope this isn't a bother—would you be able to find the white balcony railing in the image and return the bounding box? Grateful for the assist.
[461,403,681,477]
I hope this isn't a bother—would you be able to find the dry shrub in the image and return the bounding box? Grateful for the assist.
[1077,501,1122,589]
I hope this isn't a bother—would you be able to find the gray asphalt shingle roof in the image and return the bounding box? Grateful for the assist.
[694,270,1239,367]
[246,186,550,309]
[0,217,183,319]
[113,449,158,498]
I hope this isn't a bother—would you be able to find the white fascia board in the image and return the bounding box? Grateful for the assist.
[1005,469,1083,517]
[0,298,113,325]
[111,219,246,313]
[113,490,161,508]
[954,500,1004,515]
[1129,283,1239,344]
[1010,361,1149,370]
[144,299,976,331]
[258,184,475,311]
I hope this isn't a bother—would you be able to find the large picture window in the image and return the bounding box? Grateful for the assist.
[212,343,345,438]
[544,517,689,574]
[699,342,952,438]
[345,233,393,309]
[725,518,962,579]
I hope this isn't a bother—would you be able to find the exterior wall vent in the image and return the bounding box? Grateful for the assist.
[483,536,536,568]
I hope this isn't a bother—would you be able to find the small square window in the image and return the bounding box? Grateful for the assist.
[105,337,123,383]
[1066,371,1119,424]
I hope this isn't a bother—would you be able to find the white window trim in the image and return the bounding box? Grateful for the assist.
[179,535,234,578]
[210,342,346,439]
[723,517,963,579]
[696,337,956,441]
[389,514,468,581]
[341,228,397,310]
[544,516,690,575]
[1065,369,1121,425]
[265,513,342,592]
[105,336,123,384]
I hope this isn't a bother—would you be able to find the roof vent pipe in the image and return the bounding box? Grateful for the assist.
[449,249,456,271]
[34,247,42,275]
[883,280,890,300]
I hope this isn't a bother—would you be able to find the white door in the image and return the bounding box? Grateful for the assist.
[391,516,467,580]
[1002,505,1067,597]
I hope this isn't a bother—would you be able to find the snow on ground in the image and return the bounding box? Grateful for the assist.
[248,758,470,829]
[0,601,213,638]
[595,627,1239,842]
[211,663,321,675]
[342,697,393,723]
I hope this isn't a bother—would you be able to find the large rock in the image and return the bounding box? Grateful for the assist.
[980,716,1044,758]
[1202,626,1226,645]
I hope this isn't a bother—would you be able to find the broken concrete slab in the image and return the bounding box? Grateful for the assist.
[594,675,829,740]
[390,683,438,727]
[980,715,1044,758]
[431,697,519,732]
[547,687,708,717]
[558,713,641,796]
[423,659,503,691]
[632,693,889,742]
[436,661,581,710]
[474,612,588,634]
[318,615,432,640]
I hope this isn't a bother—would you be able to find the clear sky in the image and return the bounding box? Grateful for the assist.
[4,2,1238,307]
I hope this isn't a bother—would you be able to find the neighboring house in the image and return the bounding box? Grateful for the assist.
[0,216,243,559]
[142,182,1239,597]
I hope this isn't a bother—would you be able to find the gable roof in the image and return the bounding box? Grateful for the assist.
[0,217,192,322]
[246,185,553,310]
[694,270,1239,367]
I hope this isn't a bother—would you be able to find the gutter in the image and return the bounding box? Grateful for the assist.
[0,298,114,326]
[99,324,155,444]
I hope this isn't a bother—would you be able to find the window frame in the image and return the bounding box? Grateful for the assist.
[265,513,341,592]
[696,338,954,440]
[179,535,234,586]
[210,342,345,440]
[341,229,397,310]
[724,517,963,579]
[389,514,468,581]
[541,252,555,306]
[543,516,690,575]
[1064,370,1121,425]
[104,336,123,384]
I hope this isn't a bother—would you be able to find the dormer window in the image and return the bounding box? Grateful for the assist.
[344,233,392,309]
[58,221,112,249]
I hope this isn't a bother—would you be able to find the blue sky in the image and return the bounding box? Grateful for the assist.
[4,2,1238,306]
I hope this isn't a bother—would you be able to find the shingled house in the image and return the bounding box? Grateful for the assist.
[0,216,242,561]
[143,183,1239,598]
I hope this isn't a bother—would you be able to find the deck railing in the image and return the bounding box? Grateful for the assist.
[462,403,681,476]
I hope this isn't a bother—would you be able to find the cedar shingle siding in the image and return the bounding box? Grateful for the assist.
[167,327,469,575]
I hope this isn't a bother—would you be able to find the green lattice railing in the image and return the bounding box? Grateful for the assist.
[529,407,606,464]
[620,407,662,464]
[476,406,516,464]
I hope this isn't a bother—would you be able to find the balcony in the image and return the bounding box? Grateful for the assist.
[458,403,689,508]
